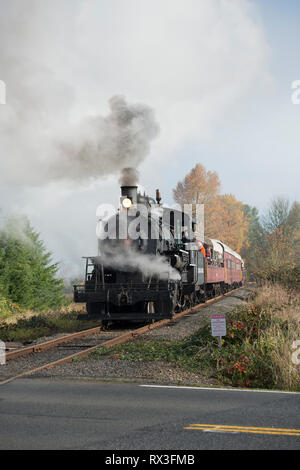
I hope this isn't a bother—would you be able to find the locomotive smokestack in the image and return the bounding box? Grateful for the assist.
[119,167,138,207]
[121,185,138,205]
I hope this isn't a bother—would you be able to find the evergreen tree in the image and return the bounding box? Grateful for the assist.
[0,216,65,310]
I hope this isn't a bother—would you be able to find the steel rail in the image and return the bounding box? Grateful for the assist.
[5,325,104,361]
[0,286,246,386]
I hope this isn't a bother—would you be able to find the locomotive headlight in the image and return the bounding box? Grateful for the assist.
[122,197,132,209]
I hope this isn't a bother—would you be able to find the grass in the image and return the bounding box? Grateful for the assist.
[90,283,300,392]
[0,292,24,320]
[254,281,300,320]
[0,303,101,344]
[0,287,97,344]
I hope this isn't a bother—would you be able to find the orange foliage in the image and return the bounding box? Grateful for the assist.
[206,194,249,252]
[173,164,249,252]
[173,163,220,206]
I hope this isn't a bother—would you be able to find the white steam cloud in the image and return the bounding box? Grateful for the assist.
[94,246,180,281]
[0,0,271,280]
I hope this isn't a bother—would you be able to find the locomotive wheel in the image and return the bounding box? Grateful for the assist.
[187,292,196,308]
[87,302,99,316]
[154,299,173,317]
[174,284,186,313]
[196,289,206,303]
[171,283,180,314]
[87,302,105,317]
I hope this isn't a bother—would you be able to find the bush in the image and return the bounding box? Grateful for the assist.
[0,288,23,319]
[97,283,300,391]
[182,289,300,390]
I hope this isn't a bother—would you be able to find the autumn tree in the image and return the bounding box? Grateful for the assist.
[173,164,248,252]
[207,194,249,252]
[174,165,300,288]
[173,163,220,237]
[173,163,220,206]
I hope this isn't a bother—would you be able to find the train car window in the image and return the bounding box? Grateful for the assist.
[169,211,174,228]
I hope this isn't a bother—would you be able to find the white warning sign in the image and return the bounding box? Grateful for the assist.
[211,314,226,337]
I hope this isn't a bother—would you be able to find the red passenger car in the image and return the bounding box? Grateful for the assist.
[204,238,244,297]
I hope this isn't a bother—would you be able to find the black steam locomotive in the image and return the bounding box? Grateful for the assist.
[73,183,207,322]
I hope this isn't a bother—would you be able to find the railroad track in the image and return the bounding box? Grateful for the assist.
[5,325,105,361]
[0,286,247,386]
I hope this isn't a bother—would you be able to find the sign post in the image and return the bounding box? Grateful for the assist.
[211,314,226,347]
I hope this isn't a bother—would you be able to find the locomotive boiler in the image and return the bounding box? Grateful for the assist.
[73,183,245,322]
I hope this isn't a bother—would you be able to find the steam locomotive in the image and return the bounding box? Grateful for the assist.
[73,183,245,322]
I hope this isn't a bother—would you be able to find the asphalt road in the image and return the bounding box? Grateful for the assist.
[0,378,300,450]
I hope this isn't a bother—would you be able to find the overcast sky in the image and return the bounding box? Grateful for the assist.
[0,0,299,276]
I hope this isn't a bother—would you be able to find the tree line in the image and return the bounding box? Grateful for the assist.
[0,162,298,315]
[173,163,300,288]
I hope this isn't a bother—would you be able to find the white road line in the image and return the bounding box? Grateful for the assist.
[202,429,239,434]
[140,384,300,395]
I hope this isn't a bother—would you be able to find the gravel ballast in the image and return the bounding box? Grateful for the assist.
[24,286,254,387]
